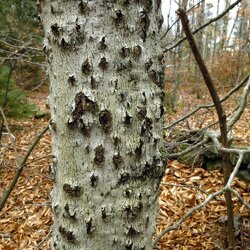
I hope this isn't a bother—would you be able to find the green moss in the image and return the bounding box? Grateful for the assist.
[230,146,250,165]
[206,159,222,171]
[177,144,204,166]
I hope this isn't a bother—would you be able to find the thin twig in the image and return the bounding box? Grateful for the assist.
[163,0,242,53]
[167,137,208,159]
[177,8,235,247]
[164,74,250,129]
[153,153,244,247]
[0,107,20,164]
[227,77,250,131]
[232,189,250,211]
[161,0,206,40]
[0,123,50,211]
[161,182,209,196]
[22,154,52,168]
[35,227,52,250]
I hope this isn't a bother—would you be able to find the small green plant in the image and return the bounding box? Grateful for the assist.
[0,65,38,119]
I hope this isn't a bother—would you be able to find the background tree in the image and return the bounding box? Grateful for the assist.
[194,1,205,98]
[0,0,45,140]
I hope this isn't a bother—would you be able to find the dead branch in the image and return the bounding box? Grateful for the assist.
[0,122,50,211]
[161,0,206,40]
[163,0,242,53]
[153,152,244,247]
[167,137,208,159]
[0,107,19,164]
[161,182,209,196]
[164,74,249,129]
[177,8,235,247]
[227,77,250,131]
[34,227,52,250]
[232,190,250,211]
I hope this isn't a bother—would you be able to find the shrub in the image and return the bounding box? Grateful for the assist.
[0,65,38,119]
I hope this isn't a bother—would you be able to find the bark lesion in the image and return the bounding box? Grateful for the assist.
[67,75,76,86]
[113,153,123,168]
[85,216,94,234]
[123,111,133,126]
[114,9,125,27]
[49,20,86,50]
[90,172,98,187]
[98,57,109,70]
[82,58,92,75]
[94,145,105,165]
[79,1,90,15]
[125,224,140,235]
[63,183,82,197]
[98,36,107,50]
[138,9,150,42]
[51,23,60,36]
[99,109,112,131]
[64,203,77,219]
[68,92,99,134]
[120,46,131,57]
[135,139,143,158]
[59,225,77,243]
[148,69,164,88]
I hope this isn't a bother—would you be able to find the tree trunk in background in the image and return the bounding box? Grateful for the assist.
[226,8,239,48]
[220,0,230,51]
[39,1,166,249]
[172,0,188,111]
[212,0,220,63]
[236,0,249,82]
[195,1,205,98]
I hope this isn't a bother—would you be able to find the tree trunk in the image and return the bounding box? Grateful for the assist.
[236,0,249,82]
[212,0,220,63]
[172,0,188,111]
[39,1,166,249]
[220,0,230,50]
[195,1,205,99]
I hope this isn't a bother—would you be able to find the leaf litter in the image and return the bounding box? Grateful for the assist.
[0,85,250,249]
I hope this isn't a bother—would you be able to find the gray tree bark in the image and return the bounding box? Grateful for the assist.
[39,1,166,249]
[220,0,230,50]
[212,0,220,63]
[236,0,249,82]
[194,0,205,98]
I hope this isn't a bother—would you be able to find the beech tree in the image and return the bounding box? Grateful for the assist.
[39,1,166,249]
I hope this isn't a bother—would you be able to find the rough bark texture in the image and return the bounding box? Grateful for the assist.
[39,1,166,249]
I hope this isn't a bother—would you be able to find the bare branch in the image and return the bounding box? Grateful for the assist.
[34,227,52,250]
[220,147,250,154]
[232,190,250,211]
[0,107,19,164]
[161,0,206,40]
[167,137,208,159]
[0,123,50,211]
[164,74,250,130]
[163,0,242,53]
[177,8,235,247]
[227,77,250,131]
[153,153,244,247]
[161,182,209,196]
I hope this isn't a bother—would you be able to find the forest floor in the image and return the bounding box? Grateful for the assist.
[0,83,250,250]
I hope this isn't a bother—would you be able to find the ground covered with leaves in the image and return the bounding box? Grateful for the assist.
[0,84,250,249]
